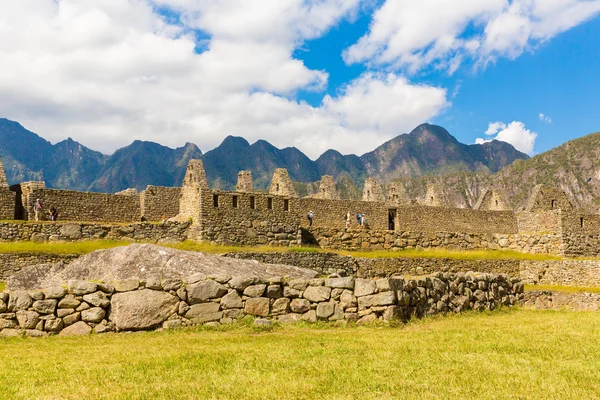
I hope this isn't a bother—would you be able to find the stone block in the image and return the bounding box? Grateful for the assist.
[16,310,40,329]
[68,281,97,296]
[113,279,140,292]
[357,291,396,309]
[354,279,377,297]
[59,321,92,336]
[244,298,270,317]
[83,292,110,308]
[243,284,267,298]
[8,291,33,312]
[221,291,243,309]
[33,300,57,315]
[316,301,335,320]
[325,277,355,289]
[303,286,331,303]
[82,307,106,323]
[111,289,179,330]
[272,298,290,315]
[187,280,228,304]
[186,303,223,323]
[43,286,67,299]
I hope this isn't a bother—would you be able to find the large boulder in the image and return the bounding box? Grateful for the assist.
[111,289,179,331]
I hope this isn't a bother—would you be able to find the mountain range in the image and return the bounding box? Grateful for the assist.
[0,118,528,195]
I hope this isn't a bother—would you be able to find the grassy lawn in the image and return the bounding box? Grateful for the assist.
[1,310,600,399]
[0,240,562,261]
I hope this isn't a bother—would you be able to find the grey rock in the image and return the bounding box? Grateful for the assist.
[82,307,106,323]
[303,286,331,303]
[278,314,301,324]
[62,312,81,326]
[355,279,377,297]
[186,303,222,323]
[0,313,15,319]
[376,279,391,292]
[83,292,110,308]
[228,276,254,291]
[60,224,82,240]
[178,301,190,316]
[357,291,396,308]
[243,284,267,298]
[176,288,187,302]
[210,274,232,284]
[44,318,64,332]
[290,298,311,313]
[16,310,40,329]
[309,278,325,287]
[221,291,243,309]
[76,302,91,312]
[8,291,33,312]
[339,290,357,310]
[111,289,179,330]
[0,318,18,329]
[0,293,6,302]
[288,279,309,291]
[357,314,378,325]
[253,318,272,327]
[113,279,140,292]
[187,280,228,304]
[161,278,183,292]
[283,287,303,298]
[68,281,97,296]
[97,282,115,294]
[163,319,184,330]
[0,300,6,313]
[302,310,317,323]
[382,306,399,321]
[43,286,67,299]
[94,320,114,334]
[223,309,244,320]
[329,303,345,321]
[0,329,23,337]
[325,277,355,290]
[33,300,57,315]
[272,298,290,315]
[57,296,79,310]
[59,321,92,336]
[29,291,44,301]
[26,329,47,338]
[144,276,162,290]
[266,285,283,298]
[316,301,335,320]
[244,298,270,317]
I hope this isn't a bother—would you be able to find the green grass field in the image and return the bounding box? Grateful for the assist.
[1,309,600,399]
[0,240,562,261]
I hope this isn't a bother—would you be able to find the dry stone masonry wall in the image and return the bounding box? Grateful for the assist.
[0,253,79,280]
[140,186,181,221]
[0,272,523,337]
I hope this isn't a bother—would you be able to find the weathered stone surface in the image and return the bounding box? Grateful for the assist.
[97,282,115,294]
[186,303,222,323]
[220,291,243,309]
[376,279,391,292]
[63,312,81,326]
[283,287,303,298]
[253,318,272,327]
[94,320,114,334]
[58,295,81,309]
[357,314,378,325]
[339,290,357,310]
[244,298,270,317]
[60,321,92,336]
[44,318,64,332]
[83,292,110,308]
[316,301,335,320]
[187,280,228,304]
[278,314,301,324]
[302,310,317,323]
[161,278,183,292]
[43,286,67,299]
[113,279,140,292]
[243,284,266,298]
[33,300,57,315]
[266,285,283,298]
[0,318,18,329]
[325,277,355,289]
[272,298,290,314]
[0,329,23,337]
[303,286,331,303]
[288,279,309,291]
[76,302,91,312]
[111,289,179,330]
[16,310,40,329]
[145,276,162,290]
[290,298,311,313]
[82,307,106,323]
[0,300,5,313]
[355,279,377,297]
[30,291,44,301]
[68,281,97,295]
[357,291,396,308]
[329,303,345,321]
[228,276,255,291]
[8,291,33,312]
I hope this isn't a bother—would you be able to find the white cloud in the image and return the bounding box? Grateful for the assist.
[476,121,537,154]
[539,113,552,123]
[344,0,600,73]
[0,0,449,159]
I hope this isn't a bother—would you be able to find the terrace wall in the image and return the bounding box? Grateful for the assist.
[140,186,181,222]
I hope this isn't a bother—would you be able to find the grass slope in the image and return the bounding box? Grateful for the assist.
[1,310,600,399]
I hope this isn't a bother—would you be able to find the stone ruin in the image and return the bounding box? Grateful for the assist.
[115,188,138,196]
[474,188,511,211]
[269,168,297,197]
[311,175,340,200]
[362,178,385,202]
[236,171,253,193]
[386,182,412,206]
[0,156,7,188]
[525,184,574,212]
[177,159,210,222]
[421,182,447,207]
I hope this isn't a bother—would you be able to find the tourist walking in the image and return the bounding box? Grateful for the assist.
[356,212,362,226]
[48,205,58,221]
[361,213,366,228]
[345,211,351,229]
[307,210,313,227]
[34,199,43,221]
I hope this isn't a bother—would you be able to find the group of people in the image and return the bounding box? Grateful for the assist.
[306,210,367,229]
[33,199,58,221]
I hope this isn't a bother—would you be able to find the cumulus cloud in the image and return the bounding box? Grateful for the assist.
[0,0,449,159]
[344,0,600,73]
[476,121,537,154]
[539,113,552,123]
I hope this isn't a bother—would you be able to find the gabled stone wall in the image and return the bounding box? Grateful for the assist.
[298,198,388,230]
[362,178,385,202]
[0,273,523,337]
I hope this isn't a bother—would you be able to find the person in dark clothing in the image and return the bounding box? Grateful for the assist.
[307,210,313,227]
[48,205,58,221]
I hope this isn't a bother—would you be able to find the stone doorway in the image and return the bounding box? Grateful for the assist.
[388,209,397,231]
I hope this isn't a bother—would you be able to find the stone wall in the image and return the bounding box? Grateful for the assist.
[525,185,574,212]
[299,198,388,230]
[0,253,79,280]
[396,206,517,234]
[23,188,141,223]
[0,189,15,220]
[523,291,600,311]
[0,272,523,337]
[516,211,562,234]
[196,190,299,246]
[362,178,384,202]
[140,186,181,222]
[0,221,190,243]
[519,260,600,287]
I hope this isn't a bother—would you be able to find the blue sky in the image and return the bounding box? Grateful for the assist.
[1,1,599,159]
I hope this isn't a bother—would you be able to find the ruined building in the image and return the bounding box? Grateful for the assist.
[311,175,340,200]
[362,178,385,202]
